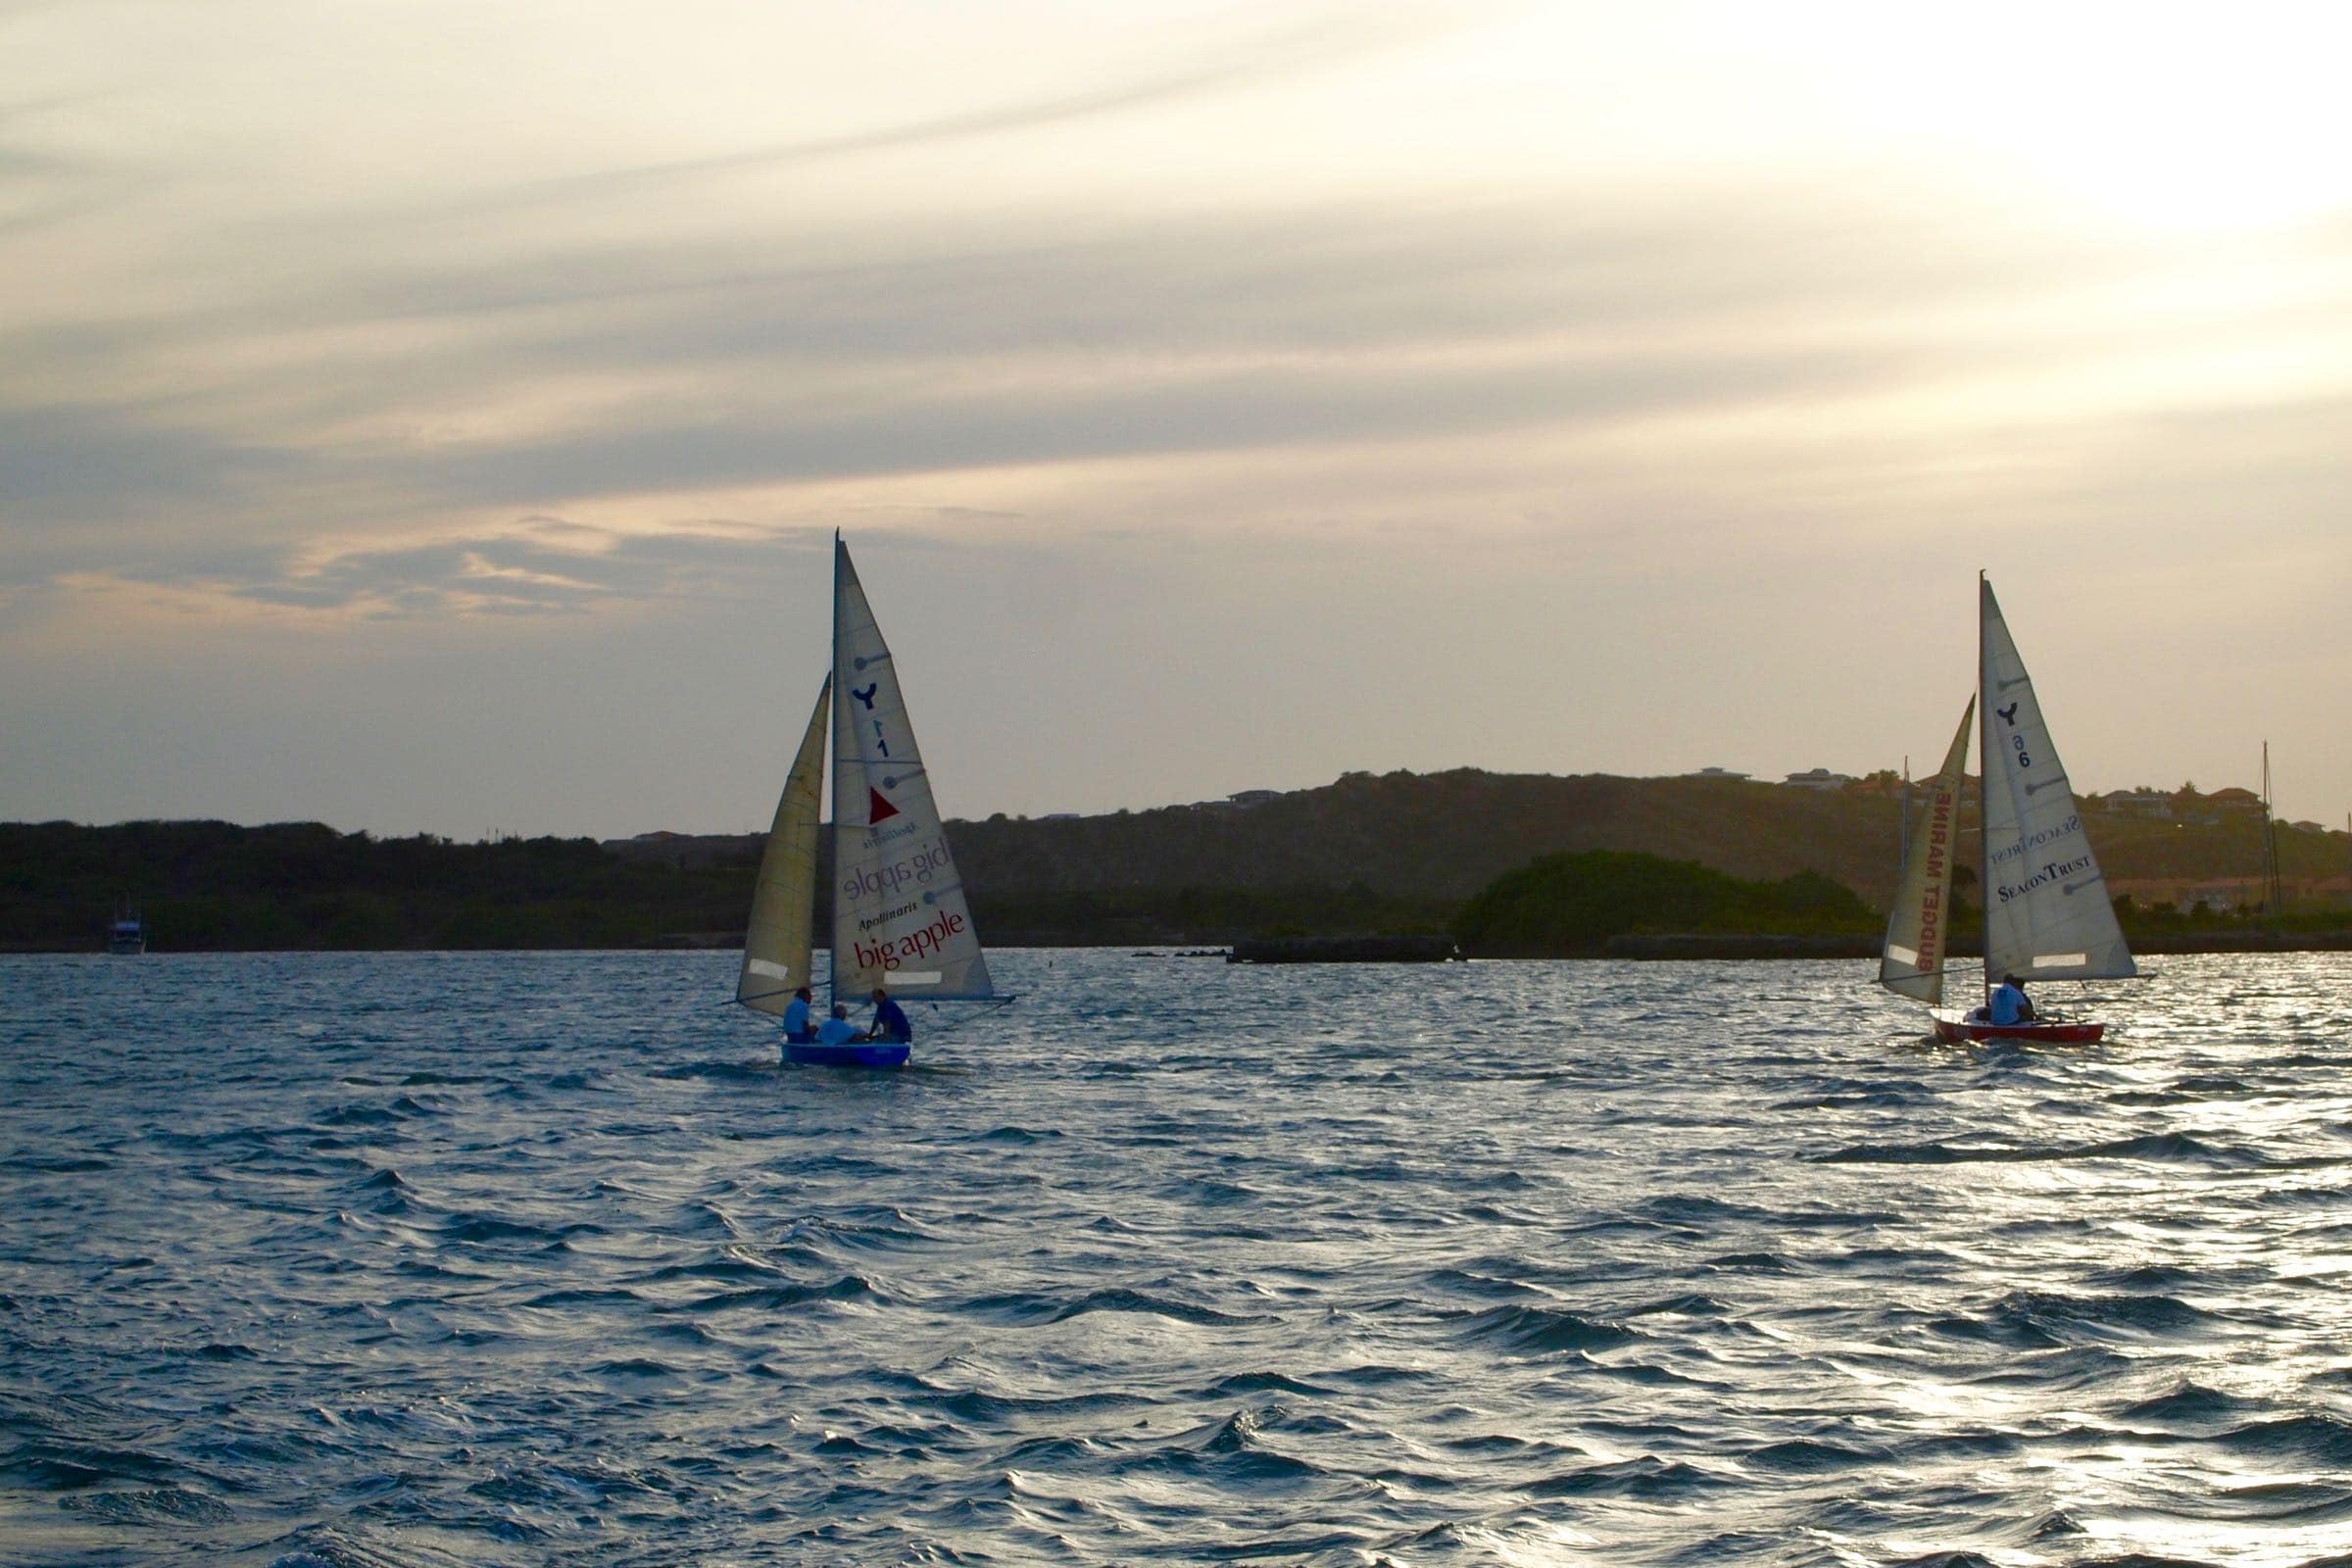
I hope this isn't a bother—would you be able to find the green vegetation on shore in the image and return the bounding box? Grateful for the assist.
[1453,851,1879,957]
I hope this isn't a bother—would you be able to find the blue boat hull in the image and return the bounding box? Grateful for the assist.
[785,1041,910,1068]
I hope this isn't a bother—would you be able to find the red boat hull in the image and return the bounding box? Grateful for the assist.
[1931,1014,2105,1046]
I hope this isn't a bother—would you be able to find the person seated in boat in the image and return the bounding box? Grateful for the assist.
[781,986,817,1045]
[816,1004,864,1048]
[867,987,912,1045]
[1988,973,2036,1025]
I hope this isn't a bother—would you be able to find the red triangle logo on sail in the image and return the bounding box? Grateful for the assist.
[867,787,901,824]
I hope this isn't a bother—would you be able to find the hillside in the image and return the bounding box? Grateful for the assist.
[0,819,748,951]
[619,768,1916,904]
[954,770,1909,900]
[623,767,2348,910]
[9,770,2348,951]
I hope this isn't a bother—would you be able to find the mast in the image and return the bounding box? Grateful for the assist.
[1977,570,1992,1007]
[1898,754,1911,867]
[828,529,849,997]
[2261,741,2284,922]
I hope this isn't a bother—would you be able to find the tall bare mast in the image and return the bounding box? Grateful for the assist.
[2260,741,2284,922]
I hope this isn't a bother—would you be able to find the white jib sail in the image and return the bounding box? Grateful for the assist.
[737,676,832,1014]
[1881,697,1974,1004]
[828,538,996,1001]
[1978,576,2135,982]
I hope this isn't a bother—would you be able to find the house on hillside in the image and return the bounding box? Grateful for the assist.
[2103,789,2175,819]
[1782,768,1853,791]
[1685,766,1749,782]
[2111,876,2266,914]
[2205,787,2266,815]
[602,830,735,869]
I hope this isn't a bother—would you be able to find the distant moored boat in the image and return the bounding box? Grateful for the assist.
[108,907,145,955]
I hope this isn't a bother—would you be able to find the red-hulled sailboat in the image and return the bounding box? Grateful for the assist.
[1882,575,2135,1045]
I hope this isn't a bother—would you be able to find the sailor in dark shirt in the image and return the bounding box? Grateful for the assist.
[867,988,912,1045]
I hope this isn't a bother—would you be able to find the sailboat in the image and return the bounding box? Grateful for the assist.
[108,906,146,956]
[1882,575,2135,1044]
[735,536,1002,1066]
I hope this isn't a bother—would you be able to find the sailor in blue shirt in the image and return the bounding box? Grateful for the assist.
[1988,974,2034,1025]
[816,1004,862,1047]
[780,987,817,1044]
[867,988,912,1045]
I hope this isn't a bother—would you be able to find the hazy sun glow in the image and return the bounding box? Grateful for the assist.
[1791,5,2352,232]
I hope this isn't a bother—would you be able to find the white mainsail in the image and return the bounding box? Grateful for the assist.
[1880,697,1973,1004]
[1977,575,2135,982]
[736,676,831,1014]
[828,537,996,1001]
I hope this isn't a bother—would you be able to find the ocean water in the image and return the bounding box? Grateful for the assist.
[4,951,2351,1568]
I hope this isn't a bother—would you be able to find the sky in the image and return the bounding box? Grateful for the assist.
[5,0,2350,839]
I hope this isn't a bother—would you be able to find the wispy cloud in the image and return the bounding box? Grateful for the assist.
[11,173,2348,632]
[0,114,157,237]
[453,3,1481,212]
[3,187,2186,542]
[49,515,832,620]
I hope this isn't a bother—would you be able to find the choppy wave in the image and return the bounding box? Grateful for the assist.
[5,949,2352,1565]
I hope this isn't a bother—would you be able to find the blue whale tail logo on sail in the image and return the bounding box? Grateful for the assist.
[1996,702,2020,727]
